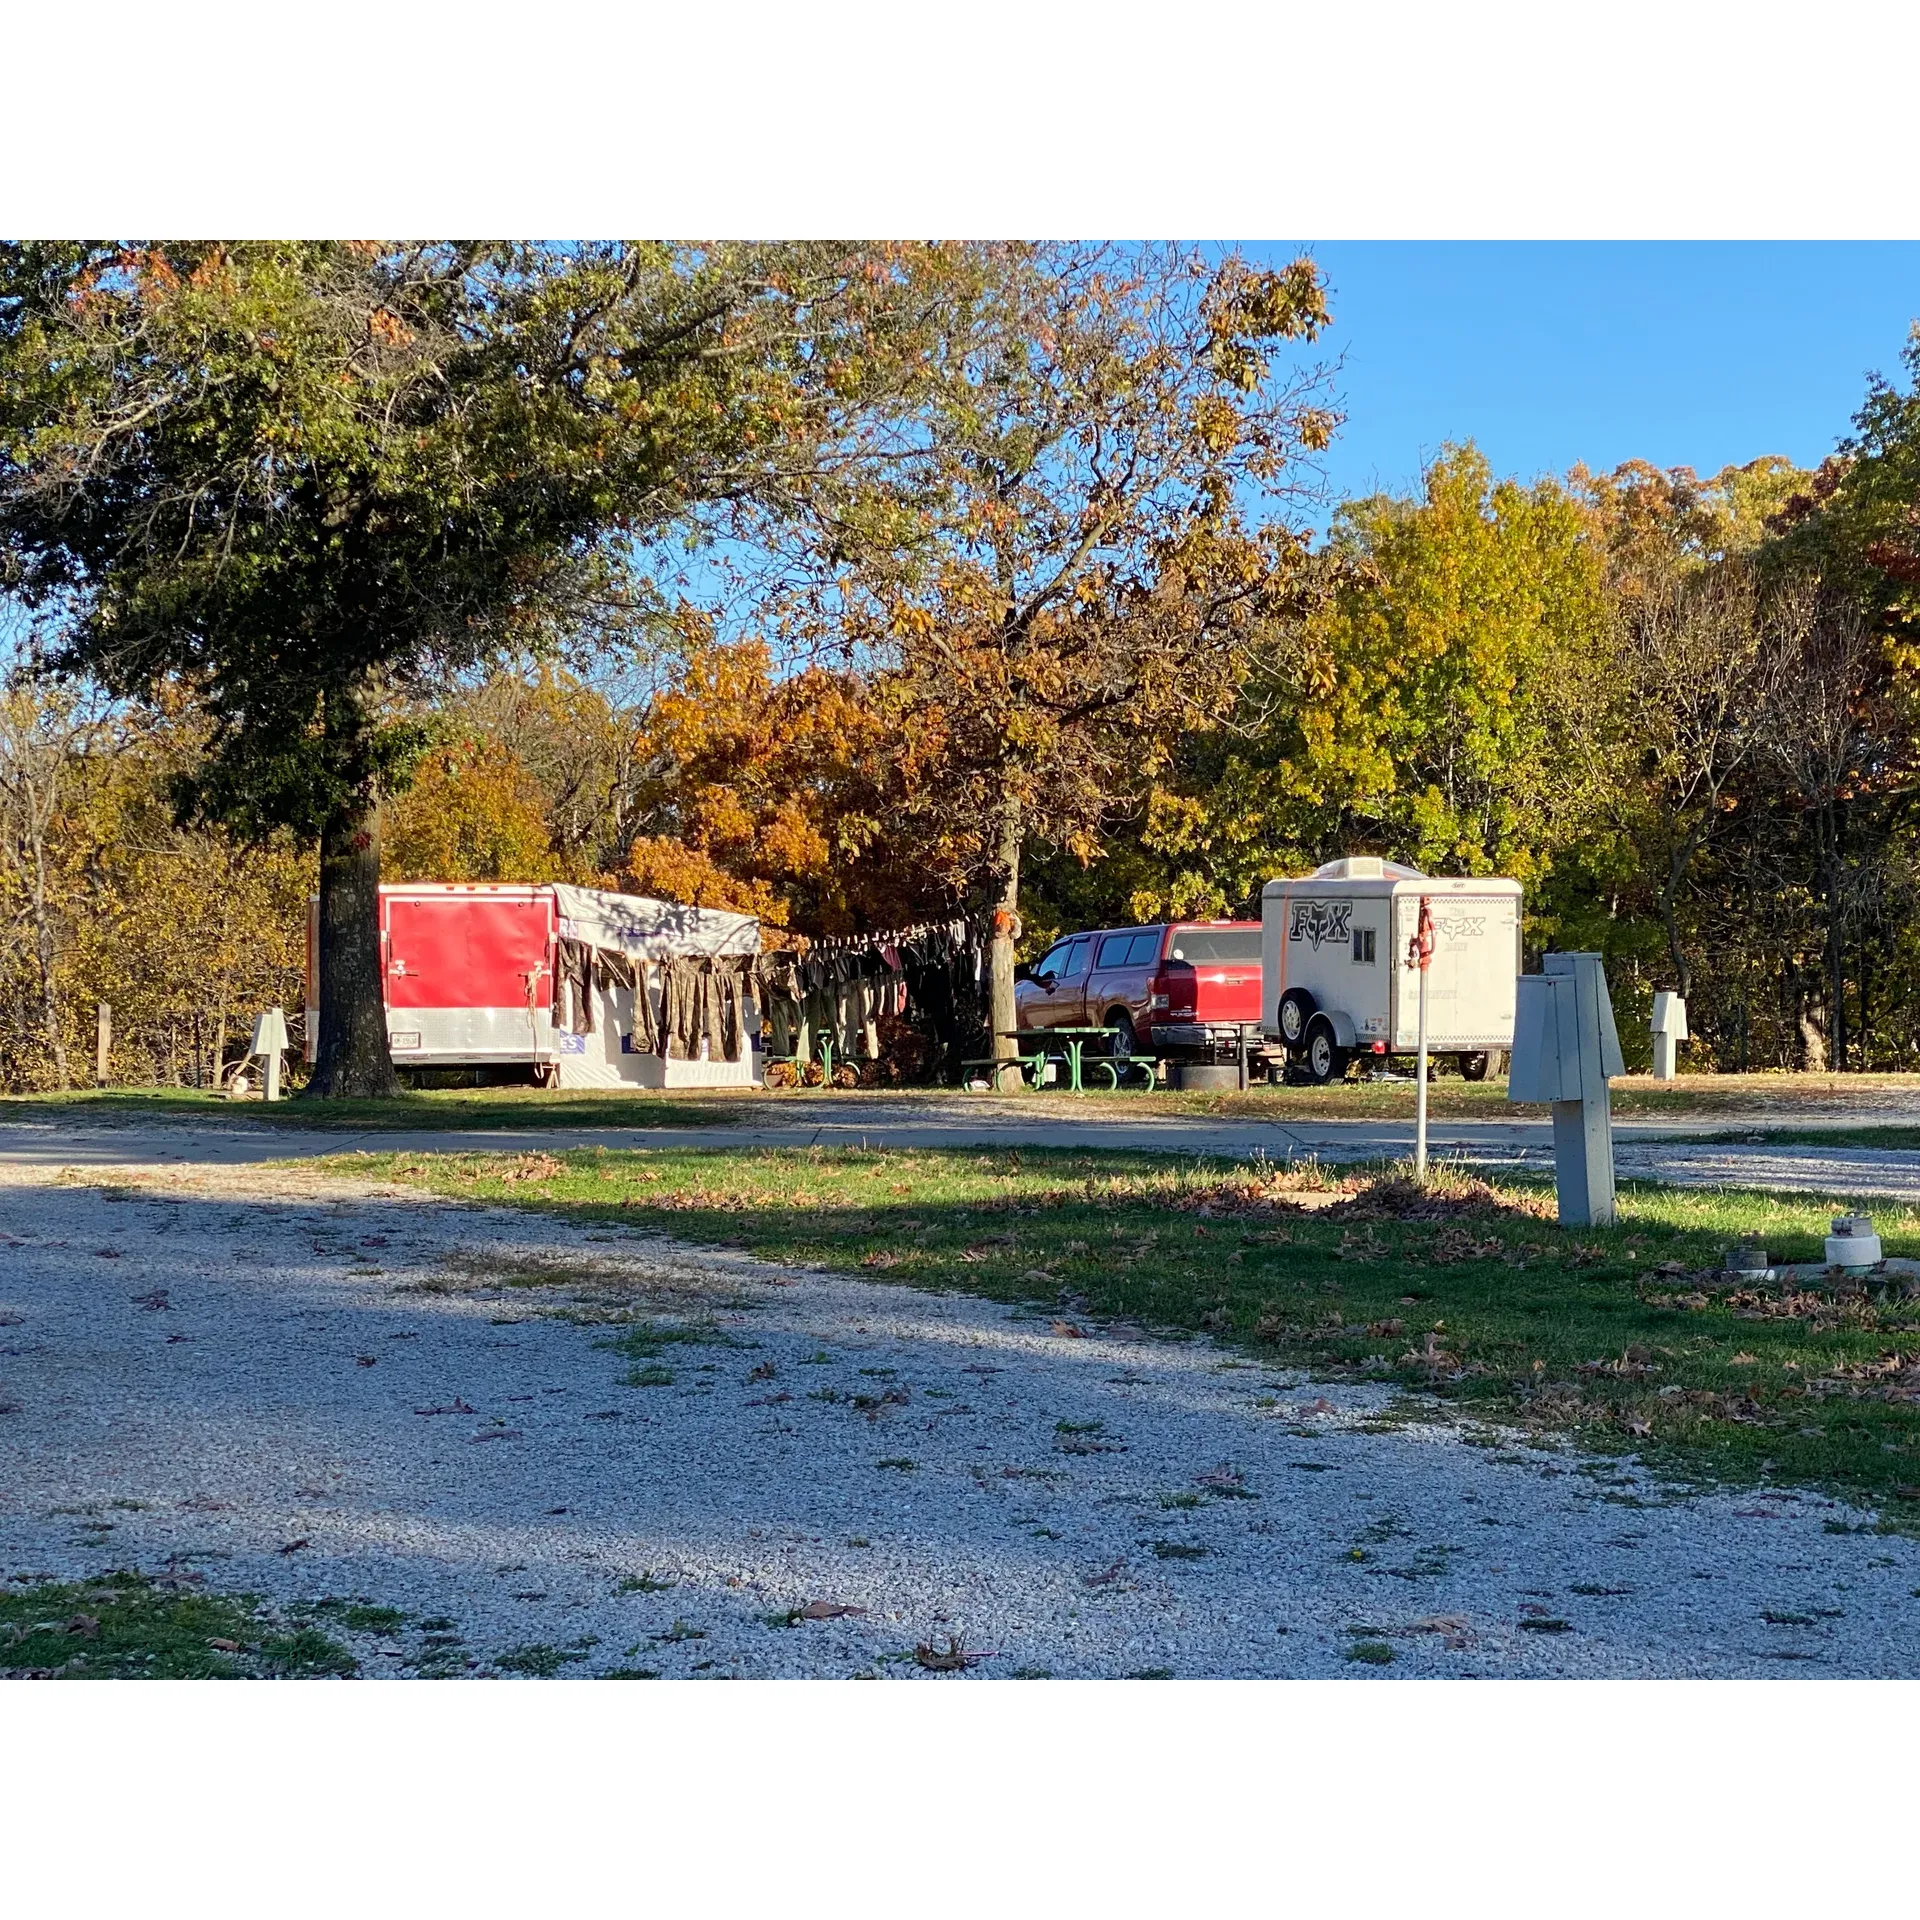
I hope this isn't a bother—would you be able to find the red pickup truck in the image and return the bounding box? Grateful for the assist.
[1014,920,1264,1061]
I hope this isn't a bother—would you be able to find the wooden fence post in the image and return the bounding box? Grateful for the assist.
[96,1003,111,1087]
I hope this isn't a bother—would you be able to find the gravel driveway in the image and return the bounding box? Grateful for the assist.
[5,1157,1918,1678]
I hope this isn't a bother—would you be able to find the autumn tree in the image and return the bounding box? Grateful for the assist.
[619,626,953,929]
[1091,444,1609,939]
[0,241,950,1095]
[0,667,309,1092]
[381,731,561,885]
[769,243,1336,1057]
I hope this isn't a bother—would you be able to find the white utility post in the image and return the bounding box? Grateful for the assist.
[1508,951,1625,1226]
[1408,895,1434,1178]
[1651,991,1687,1081]
[247,1007,291,1101]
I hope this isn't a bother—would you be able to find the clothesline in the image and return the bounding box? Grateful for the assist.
[768,913,987,957]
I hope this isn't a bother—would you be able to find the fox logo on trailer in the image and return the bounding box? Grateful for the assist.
[1260,857,1523,1085]
[1288,900,1352,948]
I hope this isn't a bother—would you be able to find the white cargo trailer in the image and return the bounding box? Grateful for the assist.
[1259,858,1523,1083]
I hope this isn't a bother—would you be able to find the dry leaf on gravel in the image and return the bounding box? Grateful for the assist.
[1050,1320,1089,1339]
[913,1636,989,1671]
[207,1637,241,1652]
[469,1429,523,1443]
[798,1601,867,1620]
[1082,1559,1129,1588]
[277,1539,310,1555]
[414,1399,476,1416]
[130,1289,169,1310]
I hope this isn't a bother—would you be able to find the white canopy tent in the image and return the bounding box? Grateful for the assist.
[550,884,761,1089]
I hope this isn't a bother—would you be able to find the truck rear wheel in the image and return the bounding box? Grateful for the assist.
[1458,1051,1491,1082]
[1304,1020,1349,1086]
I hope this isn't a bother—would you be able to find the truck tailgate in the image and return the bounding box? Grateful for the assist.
[1165,961,1263,1024]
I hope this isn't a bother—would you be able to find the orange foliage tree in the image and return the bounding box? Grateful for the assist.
[619,631,956,930]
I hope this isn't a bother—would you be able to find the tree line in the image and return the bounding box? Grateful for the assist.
[3,242,1918,1091]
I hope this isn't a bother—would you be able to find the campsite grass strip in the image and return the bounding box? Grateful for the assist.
[322,1142,1920,1509]
[0,1571,358,1679]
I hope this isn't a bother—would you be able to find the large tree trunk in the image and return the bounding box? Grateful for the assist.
[304,794,399,1099]
[987,800,1023,1067]
[27,819,71,1090]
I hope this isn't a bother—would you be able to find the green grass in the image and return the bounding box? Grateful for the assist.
[0,1086,742,1131]
[1694,1126,1920,1150]
[322,1140,1920,1508]
[1,1571,358,1678]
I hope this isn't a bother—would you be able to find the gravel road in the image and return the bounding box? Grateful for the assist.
[5,1156,1918,1678]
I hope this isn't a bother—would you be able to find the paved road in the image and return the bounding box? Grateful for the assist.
[6,1100,1920,1200]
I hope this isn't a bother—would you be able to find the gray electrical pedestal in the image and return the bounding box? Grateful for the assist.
[1651,991,1686,1082]
[1508,952,1625,1227]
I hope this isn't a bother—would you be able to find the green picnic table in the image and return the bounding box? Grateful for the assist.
[996,1028,1157,1093]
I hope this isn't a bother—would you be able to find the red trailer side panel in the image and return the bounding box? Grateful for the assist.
[384,893,554,1010]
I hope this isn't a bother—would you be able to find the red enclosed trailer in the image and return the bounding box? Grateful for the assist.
[305,882,760,1086]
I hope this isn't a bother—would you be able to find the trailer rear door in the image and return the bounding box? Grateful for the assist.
[385,893,553,1010]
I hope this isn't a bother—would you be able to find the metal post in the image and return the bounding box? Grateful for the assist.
[1236,1024,1250,1093]
[1409,895,1434,1179]
[1415,965,1429,1177]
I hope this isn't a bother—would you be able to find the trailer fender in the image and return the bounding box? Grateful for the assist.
[1318,1007,1358,1050]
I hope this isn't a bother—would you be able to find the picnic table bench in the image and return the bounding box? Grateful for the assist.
[960,1029,1160,1094]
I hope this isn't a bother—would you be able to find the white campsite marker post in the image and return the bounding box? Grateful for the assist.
[248,1007,291,1101]
[1408,895,1435,1178]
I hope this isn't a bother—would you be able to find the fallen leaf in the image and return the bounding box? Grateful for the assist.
[413,1399,477,1416]
[130,1288,169,1311]
[1050,1320,1088,1339]
[1892,1486,1920,1502]
[1082,1559,1129,1587]
[277,1539,310,1555]
[798,1600,868,1620]
[913,1636,989,1672]
[207,1637,241,1653]
[65,1613,101,1638]
[746,1392,792,1406]
[94,1248,122,1260]
[354,1355,378,1368]
[469,1429,523,1443]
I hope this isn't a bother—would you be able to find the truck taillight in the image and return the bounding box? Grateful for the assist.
[1150,992,1169,1010]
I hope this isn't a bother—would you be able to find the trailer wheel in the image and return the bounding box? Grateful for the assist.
[1458,1051,1491,1082]
[1303,1018,1350,1086]
[1276,988,1317,1051]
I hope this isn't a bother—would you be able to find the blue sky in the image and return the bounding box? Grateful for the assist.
[1253,242,1920,514]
